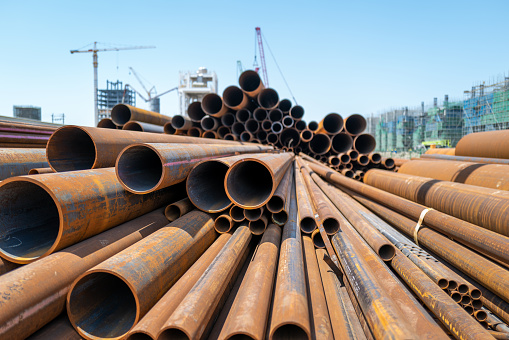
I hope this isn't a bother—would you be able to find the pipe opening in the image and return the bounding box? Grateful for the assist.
[232,122,245,136]
[348,150,359,160]
[249,219,267,235]
[245,119,259,133]
[271,122,283,134]
[344,114,366,135]
[278,99,292,112]
[224,134,237,141]
[244,208,263,221]
[111,104,132,125]
[272,325,308,340]
[290,105,304,119]
[323,218,340,234]
[202,131,217,139]
[378,244,395,261]
[330,157,340,166]
[448,280,458,290]
[282,116,294,128]
[301,130,313,142]
[123,122,143,131]
[358,155,369,166]
[201,94,223,115]
[450,292,461,303]
[165,205,182,222]
[230,205,245,222]
[321,113,343,134]
[47,127,96,171]
[300,217,317,233]
[370,153,382,163]
[470,289,482,300]
[295,120,306,131]
[187,102,206,122]
[221,113,236,127]
[457,284,469,294]
[437,279,449,289]
[116,146,163,193]
[464,305,474,315]
[472,299,483,309]
[187,161,231,212]
[98,118,117,129]
[164,124,176,134]
[269,109,283,122]
[267,196,284,213]
[215,216,233,233]
[258,89,279,110]
[240,131,253,142]
[0,181,59,260]
[171,116,187,130]
[254,108,268,122]
[68,272,137,339]
[126,332,154,340]
[187,127,202,137]
[280,129,300,148]
[262,120,273,131]
[308,121,318,131]
[267,133,278,144]
[239,71,262,92]
[257,130,267,142]
[309,134,331,155]
[201,117,218,131]
[226,161,273,208]
[332,134,353,153]
[217,126,231,139]
[236,109,251,123]
[354,134,376,154]
[461,295,471,305]
[474,310,487,321]
[383,158,395,168]
[272,210,288,225]
[223,86,245,108]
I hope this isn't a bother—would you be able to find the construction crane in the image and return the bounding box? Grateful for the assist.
[254,27,269,87]
[70,42,155,125]
[124,67,178,113]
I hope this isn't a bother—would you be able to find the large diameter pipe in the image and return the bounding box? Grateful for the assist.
[239,70,265,98]
[187,101,206,122]
[221,112,236,127]
[201,115,220,131]
[363,169,509,237]
[111,104,171,126]
[331,133,353,153]
[455,130,509,159]
[223,85,249,110]
[97,118,117,129]
[420,153,509,165]
[317,113,343,135]
[47,126,244,172]
[258,88,279,110]
[279,127,301,148]
[398,159,509,191]
[290,105,305,120]
[0,168,185,264]
[170,115,194,130]
[26,313,81,340]
[279,98,292,112]
[66,210,217,340]
[425,147,456,155]
[353,133,376,154]
[159,225,252,340]
[218,224,281,339]
[304,159,509,267]
[236,108,252,123]
[0,208,170,340]
[302,236,333,339]
[201,93,229,117]
[344,113,367,135]
[123,121,165,133]
[116,143,272,194]
[125,233,232,340]
[269,181,311,340]
[0,148,48,180]
[309,133,331,155]
[225,153,294,209]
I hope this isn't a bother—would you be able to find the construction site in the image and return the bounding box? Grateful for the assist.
[2,13,509,340]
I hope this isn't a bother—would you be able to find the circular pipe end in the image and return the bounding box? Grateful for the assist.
[116,145,163,194]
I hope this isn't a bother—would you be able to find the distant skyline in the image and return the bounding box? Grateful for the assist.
[1,0,508,126]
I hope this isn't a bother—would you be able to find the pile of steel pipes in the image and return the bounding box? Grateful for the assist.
[97,70,396,180]
[0,118,60,148]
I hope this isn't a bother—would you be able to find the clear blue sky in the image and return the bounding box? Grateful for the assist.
[1,0,508,127]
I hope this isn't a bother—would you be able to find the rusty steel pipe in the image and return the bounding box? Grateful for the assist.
[225,153,293,209]
[0,208,170,339]
[253,107,268,122]
[279,98,292,112]
[257,129,268,142]
[315,249,366,340]
[164,197,194,222]
[215,214,235,233]
[66,210,217,340]
[232,122,246,136]
[344,114,367,135]
[224,133,238,141]
[116,143,272,194]
[328,155,340,166]
[0,148,48,180]
[381,157,395,169]
[170,115,194,130]
[123,121,165,133]
[159,225,251,340]
[269,182,311,340]
[279,127,301,148]
[47,126,243,172]
[368,152,382,164]
[229,205,245,222]
[272,173,293,227]
[311,229,325,248]
[308,120,319,132]
[258,88,279,110]
[304,160,509,267]
[420,153,509,165]
[339,153,351,164]
[364,169,509,237]
[111,104,171,126]
[240,131,254,142]
[244,206,264,221]
[239,70,265,98]
[294,161,317,234]
[455,130,509,159]
[398,159,509,191]
[0,257,19,276]
[282,116,294,128]
[261,119,273,132]
[331,132,353,154]
[302,236,334,339]
[309,133,331,155]
[245,118,260,134]
[217,224,281,340]
[201,93,229,117]
[290,105,305,120]
[26,313,82,340]
[126,233,232,340]
[317,113,343,135]
[353,133,376,154]
[163,122,177,134]
[203,130,218,139]
[267,164,294,213]
[425,147,456,155]
[223,85,249,110]
[249,214,269,235]
[391,252,493,340]
[357,154,369,166]
[300,129,313,143]
[236,108,252,123]
[97,118,117,129]
[217,126,231,139]
[267,132,278,144]
[271,121,283,134]
[269,108,283,122]
[347,149,359,161]
[221,112,236,127]
[0,169,185,263]
[295,119,307,131]
[187,101,206,122]
[201,115,220,131]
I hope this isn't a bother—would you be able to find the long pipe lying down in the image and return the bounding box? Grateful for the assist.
[0,148,48,180]
[0,168,186,264]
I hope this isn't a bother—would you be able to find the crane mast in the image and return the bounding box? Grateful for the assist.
[255,27,269,87]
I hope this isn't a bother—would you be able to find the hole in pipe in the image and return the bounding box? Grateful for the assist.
[111,104,132,125]
[272,324,309,340]
[300,217,317,233]
[226,161,273,208]
[47,127,96,171]
[117,146,163,193]
[187,161,231,212]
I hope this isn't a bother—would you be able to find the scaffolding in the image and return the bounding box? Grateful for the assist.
[97,80,136,121]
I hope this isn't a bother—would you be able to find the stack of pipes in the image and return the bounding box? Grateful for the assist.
[0,118,60,148]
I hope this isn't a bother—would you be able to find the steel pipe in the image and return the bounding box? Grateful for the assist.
[257,129,268,142]
[357,154,369,166]
[381,157,395,169]
[279,99,292,112]
[236,108,251,123]
[187,101,206,122]
[0,148,48,180]
[344,114,367,135]
[201,115,220,131]
[300,129,313,143]
[230,205,245,222]
[282,116,294,128]
[244,206,265,221]
[272,173,293,226]
[269,108,283,122]
[353,133,376,154]
[239,70,265,98]
[308,120,318,132]
[165,197,194,222]
[202,130,218,139]
[224,133,238,141]
[163,122,177,134]
[67,210,217,340]
[425,147,456,155]
[0,208,170,339]
[258,88,279,110]
[116,143,272,194]
[267,164,294,213]
[240,131,254,142]
[123,121,165,133]
[331,132,353,153]
[347,149,359,161]
[225,153,293,209]
[294,161,317,234]
[368,152,382,164]
[317,113,343,135]
[245,118,260,134]
[111,104,171,126]
[295,119,307,131]
[420,153,509,165]
[253,107,268,122]
[0,169,185,263]
[171,115,194,130]
[290,105,305,120]
[201,93,229,117]
[309,133,331,155]
[26,313,82,340]
[97,118,117,129]
[217,126,231,139]
[215,214,235,233]
[223,85,249,110]
[249,214,269,235]
[231,122,245,136]
[261,119,273,131]
[267,132,278,144]
[455,130,509,159]
[279,127,301,148]
[221,112,236,127]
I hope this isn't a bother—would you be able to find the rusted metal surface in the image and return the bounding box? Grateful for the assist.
[0,257,20,276]
[269,181,311,340]
[187,154,250,213]
[364,168,509,237]
[111,103,171,126]
[267,164,294,213]
[223,85,249,110]
[202,93,230,117]
[46,126,246,172]
[455,130,509,159]
[229,205,245,222]
[300,129,313,143]
[158,225,251,340]
[398,159,509,191]
[0,148,48,180]
[218,224,281,340]
[116,143,272,194]
[26,313,83,340]
[187,126,203,137]
[302,236,333,339]
[123,121,165,133]
[215,214,235,233]
[97,118,117,129]
[187,101,206,122]
[164,197,194,222]
[297,159,340,235]
[420,153,509,165]
[203,130,219,139]
[425,147,455,155]
[66,210,217,340]
[201,115,221,130]
[391,252,493,340]
[170,115,194,130]
[244,206,265,221]
[126,233,232,340]
[28,167,54,175]
[306,160,509,267]
[344,114,366,135]
[393,157,409,167]
[317,113,343,135]
[380,157,395,169]
[0,208,169,339]
[315,249,367,340]
[225,152,293,209]
[258,88,279,110]
[239,70,265,98]
[294,160,317,234]
[0,168,185,263]
[311,229,325,248]
[250,213,269,235]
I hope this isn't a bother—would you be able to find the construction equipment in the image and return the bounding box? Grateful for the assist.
[70,42,155,126]
[254,27,269,87]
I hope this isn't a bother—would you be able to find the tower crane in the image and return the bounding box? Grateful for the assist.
[254,27,269,87]
[124,67,178,113]
[70,42,155,125]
